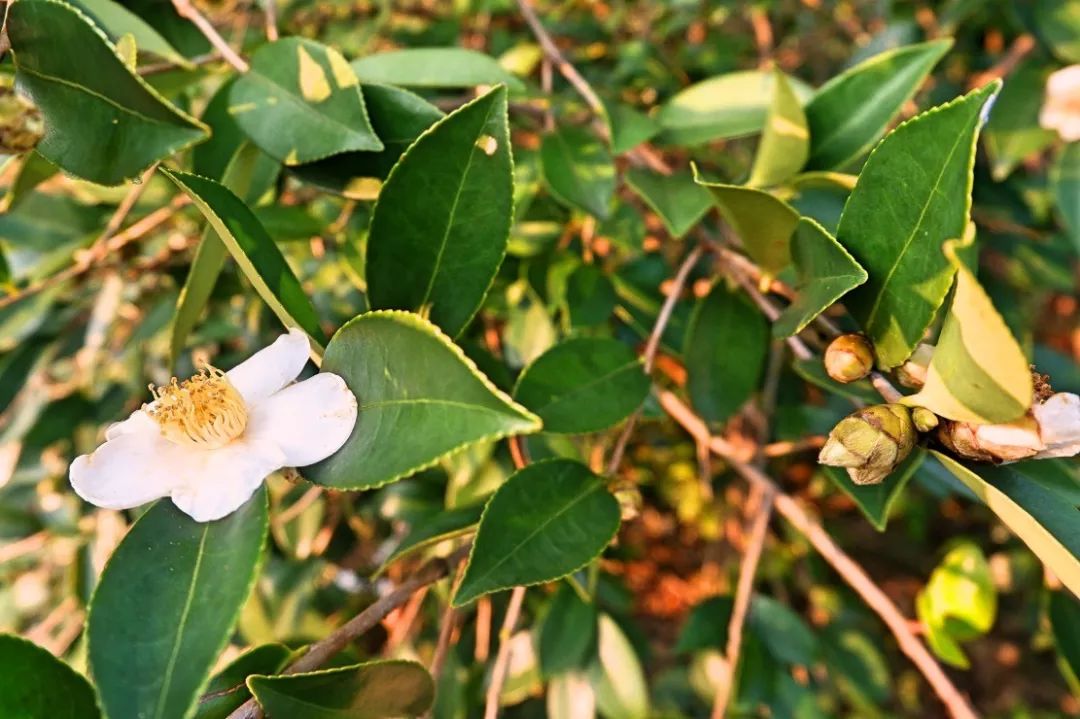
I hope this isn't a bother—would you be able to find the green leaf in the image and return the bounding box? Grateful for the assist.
[161,167,326,347]
[0,634,101,718]
[7,0,208,185]
[587,615,650,719]
[248,660,435,718]
[69,0,191,68]
[835,82,1000,369]
[170,143,281,364]
[933,452,1080,599]
[352,48,524,92]
[748,70,809,187]
[513,338,650,434]
[694,174,800,274]
[541,126,616,220]
[539,585,599,677]
[306,311,540,490]
[657,70,812,146]
[792,357,879,403]
[823,448,925,531]
[366,86,511,337]
[453,459,620,606]
[750,595,818,666]
[1049,591,1080,687]
[0,151,58,214]
[984,60,1057,180]
[195,643,292,719]
[88,489,268,719]
[773,217,867,338]
[821,627,891,706]
[901,232,1032,423]
[607,103,660,154]
[805,39,952,170]
[565,264,617,327]
[1035,0,1080,63]
[1053,142,1080,255]
[915,542,995,668]
[229,37,382,165]
[675,596,732,654]
[624,168,713,238]
[378,502,485,574]
[291,84,444,197]
[684,284,769,425]
[192,78,280,183]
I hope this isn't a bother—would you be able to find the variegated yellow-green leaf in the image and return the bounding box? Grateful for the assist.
[836,82,1000,368]
[748,69,809,188]
[901,228,1031,423]
[933,453,1080,599]
[916,541,996,669]
[694,168,799,274]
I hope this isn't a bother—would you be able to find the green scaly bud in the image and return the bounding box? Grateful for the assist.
[819,404,916,485]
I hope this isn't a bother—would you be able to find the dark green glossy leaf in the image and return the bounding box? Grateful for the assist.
[8,0,208,185]
[0,634,101,718]
[352,48,524,91]
[195,644,292,719]
[379,502,485,574]
[366,87,511,338]
[750,595,818,666]
[805,39,951,170]
[161,167,326,347]
[539,585,598,677]
[307,311,540,490]
[513,338,649,434]
[291,84,444,196]
[934,453,1080,599]
[230,38,382,165]
[774,217,867,338]
[192,78,280,183]
[454,459,620,606]
[541,126,616,220]
[675,596,732,654]
[823,448,924,530]
[836,82,999,368]
[684,284,769,425]
[1049,591,1080,686]
[625,168,712,238]
[565,264,617,327]
[248,660,434,719]
[88,489,268,719]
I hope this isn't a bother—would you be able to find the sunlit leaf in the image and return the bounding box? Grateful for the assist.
[748,70,809,187]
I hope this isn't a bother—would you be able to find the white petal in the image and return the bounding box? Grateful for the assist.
[1033,393,1080,459]
[226,328,312,405]
[104,408,158,440]
[245,373,358,467]
[170,438,285,522]
[70,431,190,511]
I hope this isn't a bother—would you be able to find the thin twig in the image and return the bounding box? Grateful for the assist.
[607,244,705,475]
[0,530,47,564]
[483,586,527,719]
[170,0,250,72]
[226,546,470,719]
[263,0,279,41]
[659,391,979,719]
[137,52,222,76]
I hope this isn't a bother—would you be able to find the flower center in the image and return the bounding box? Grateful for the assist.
[146,366,248,449]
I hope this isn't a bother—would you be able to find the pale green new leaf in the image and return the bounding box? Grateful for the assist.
[352,48,525,92]
[230,37,382,165]
[453,459,620,606]
[902,231,1032,423]
[805,39,952,170]
[8,0,208,185]
[773,217,867,338]
[748,70,809,187]
[933,453,1080,599]
[836,82,1000,368]
[915,542,996,669]
[88,490,268,719]
[306,311,541,490]
[587,615,650,719]
[366,87,512,338]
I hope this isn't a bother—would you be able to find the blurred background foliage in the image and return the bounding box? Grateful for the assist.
[0,0,1078,717]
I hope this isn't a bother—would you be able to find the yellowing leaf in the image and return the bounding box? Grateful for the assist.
[748,69,809,188]
[902,225,1031,423]
[297,44,331,102]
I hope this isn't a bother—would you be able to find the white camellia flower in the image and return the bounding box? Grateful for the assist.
[939,392,1080,464]
[70,329,357,522]
[1040,65,1080,142]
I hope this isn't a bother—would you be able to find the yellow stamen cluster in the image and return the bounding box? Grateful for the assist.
[146,366,248,449]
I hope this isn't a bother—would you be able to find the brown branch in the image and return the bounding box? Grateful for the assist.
[170,0,249,73]
[226,546,470,719]
[607,243,706,475]
[659,391,979,719]
[483,585,527,719]
[263,0,280,41]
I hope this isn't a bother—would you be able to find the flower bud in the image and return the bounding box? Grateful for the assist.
[0,86,44,155]
[911,407,939,433]
[614,485,642,522]
[819,404,916,485]
[824,333,874,383]
[895,343,934,389]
